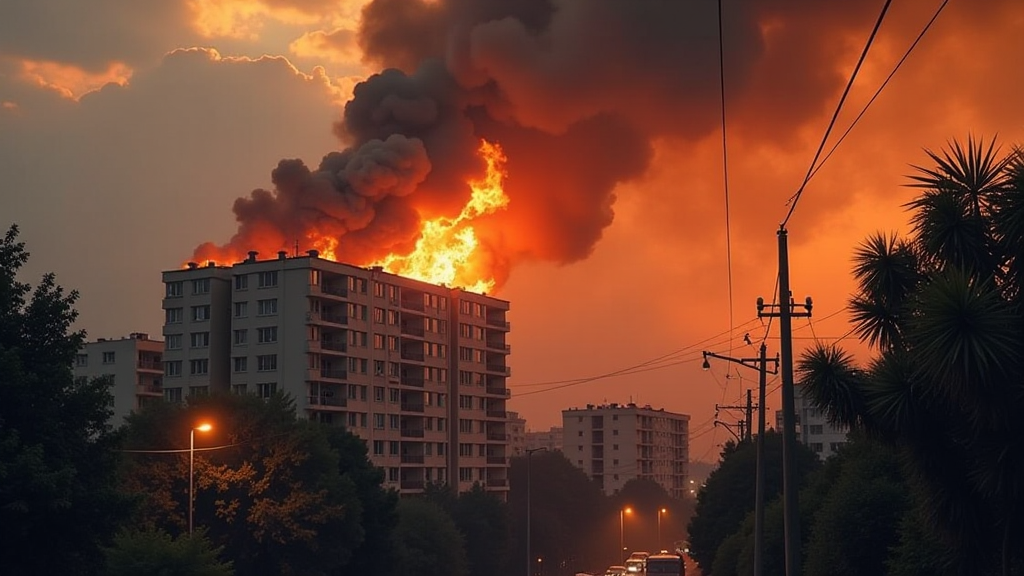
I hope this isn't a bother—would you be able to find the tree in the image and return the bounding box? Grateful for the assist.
[0,224,129,575]
[613,478,689,554]
[425,482,512,576]
[120,392,364,575]
[686,434,820,575]
[392,497,468,576]
[102,528,233,576]
[797,137,1024,575]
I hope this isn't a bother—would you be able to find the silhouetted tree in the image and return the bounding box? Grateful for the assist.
[0,224,129,575]
[102,527,233,576]
[797,137,1024,576]
[392,497,468,576]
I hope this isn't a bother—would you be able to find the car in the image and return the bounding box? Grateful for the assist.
[624,559,645,574]
[605,565,628,576]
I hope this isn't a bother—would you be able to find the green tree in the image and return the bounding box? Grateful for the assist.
[103,527,233,576]
[0,224,128,575]
[508,450,607,576]
[797,137,1024,575]
[686,434,819,575]
[120,392,364,575]
[392,497,468,576]
[425,482,512,576]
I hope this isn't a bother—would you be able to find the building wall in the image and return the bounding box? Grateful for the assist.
[508,411,526,456]
[562,403,689,498]
[773,384,848,460]
[160,250,511,497]
[74,333,164,426]
[525,427,563,453]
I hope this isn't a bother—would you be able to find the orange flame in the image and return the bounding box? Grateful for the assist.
[374,139,509,293]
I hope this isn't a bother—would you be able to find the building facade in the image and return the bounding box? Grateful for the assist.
[525,426,563,454]
[74,332,164,426]
[774,384,848,459]
[161,250,511,497]
[508,411,527,457]
[562,403,689,498]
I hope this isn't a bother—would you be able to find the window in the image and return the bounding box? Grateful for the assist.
[387,310,399,325]
[166,334,182,350]
[459,443,473,457]
[189,386,209,397]
[347,357,368,374]
[102,351,116,364]
[166,281,183,297]
[459,419,473,433]
[75,354,88,367]
[373,282,385,297]
[373,440,385,455]
[460,395,473,409]
[257,299,277,316]
[374,386,385,402]
[373,334,384,350]
[189,359,209,375]
[191,305,211,321]
[258,271,278,288]
[234,301,248,318]
[389,414,399,429]
[257,382,277,398]
[811,442,824,453]
[309,269,320,286]
[257,355,277,372]
[348,330,367,347]
[374,360,385,376]
[233,357,247,372]
[459,468,472,482]
[164,387,182,403]
[233,384,247,394]
[190,332,210,348]
[389,388,400,403]
[235,274,248,290]
[192,278,210,294]
[233,329,248,345]
[387,336,398,351]
[165,361,182,377]
[374,414,385,429]
[612,429,619,436]
[165,308,183,324]
[389,441,400,456]
[373,307,385,323]
[257,326,278,343]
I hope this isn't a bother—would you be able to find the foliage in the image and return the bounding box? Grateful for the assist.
[796,137,1024,575]
[686,433,820,575]
[392,497,468,576]
[0,224,129,575]
[120,392,364,575]
[425,482,512,576]
[613,478,690,555]
[102,527,233,576]
[507,450,608,576]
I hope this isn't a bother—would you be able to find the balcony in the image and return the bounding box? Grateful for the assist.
[486,432,508,442]
[400,479,424,491]
[485,386,511,398]
[320,284,348,298]
[307,395,346,408]
[485,340,510,352]
[486,316,510,329]
[486,455,506,465]
[401,402,425,413]
[401,454,425,464]
[401,377,425,388]
[320,340,347,353]
[320,368,348,380]
[400,428,425,438]
[486,364,512,376]
[400,323,425,338]
[486,409,507,419]
[137,359,163,371]
[401,349,424,362]
[136,384,163,395]
[485,478,508,488]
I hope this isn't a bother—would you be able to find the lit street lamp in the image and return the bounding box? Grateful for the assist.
[189,422,212,535]
[619,507,632,561]
[657,508,667,551]
[526,447,548,576]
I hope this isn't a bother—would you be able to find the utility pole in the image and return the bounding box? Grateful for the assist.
[757,226,812,576]
[702,346,779,576]
[745,389,753,442]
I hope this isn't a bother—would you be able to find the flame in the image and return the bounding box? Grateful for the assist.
[374,139,509,293]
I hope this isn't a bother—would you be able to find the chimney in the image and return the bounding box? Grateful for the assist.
[277,251,287,260]
[247,251,258,263]
[187,262,198,269]
[307,249,319,258]
[206,261,216,267]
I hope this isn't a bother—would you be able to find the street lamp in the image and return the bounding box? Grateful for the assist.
[619,507,632,561]
[526,447,548,576]
[189,422,212,535]
[657,508,667,551]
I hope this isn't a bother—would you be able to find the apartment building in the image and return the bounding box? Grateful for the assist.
[562,403,689,498]
[74,332,164,426]
[774,384,848,459]
[508,411,527,456]
[525,426,563,454]
[161,250,511,496]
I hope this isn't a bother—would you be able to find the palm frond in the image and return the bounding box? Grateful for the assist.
[796,343,865,429]
[861,351,921,439]
[990,146,1024,300]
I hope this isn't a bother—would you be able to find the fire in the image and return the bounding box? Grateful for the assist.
[373,139,509,293]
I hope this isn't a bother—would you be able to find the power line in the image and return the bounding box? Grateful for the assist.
[782,0,894,227]
[717,0,737,381]
[806,0,951,184]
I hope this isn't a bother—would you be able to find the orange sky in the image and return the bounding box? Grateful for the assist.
[2,0,1023,462]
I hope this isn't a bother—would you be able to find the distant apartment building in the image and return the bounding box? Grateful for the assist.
[74,332,164,426]
[774,384,848,459]
[160,250,512,497]
[562,402,689,498]
[525,426,563,453]
[508,411,526,456]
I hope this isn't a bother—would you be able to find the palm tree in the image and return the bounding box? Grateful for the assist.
[797,137,1024,576]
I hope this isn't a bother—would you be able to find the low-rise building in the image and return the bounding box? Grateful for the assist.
[74,332,164,426]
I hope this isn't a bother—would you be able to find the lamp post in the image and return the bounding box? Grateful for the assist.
[657,508,667,551]
[619,507,632,561]
[526,447,548,576]
[702,345,779,576]
[189,423,212,535]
